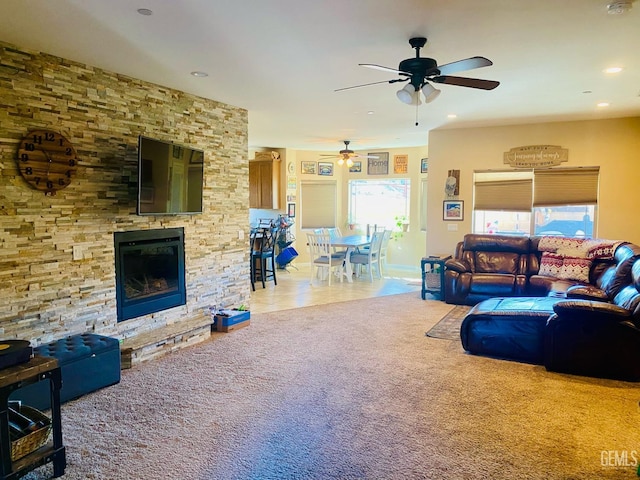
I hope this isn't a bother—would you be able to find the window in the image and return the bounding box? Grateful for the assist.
[348,179,410,231]
[473,171,532,235]
[472,168,599,238]
[533,206,595,237]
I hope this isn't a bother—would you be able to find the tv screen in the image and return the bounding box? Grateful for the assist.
[137,136,204,215]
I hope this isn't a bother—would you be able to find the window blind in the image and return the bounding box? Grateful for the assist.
[474,179,533,211]
[300,181,336,229]
[533,167,599,207]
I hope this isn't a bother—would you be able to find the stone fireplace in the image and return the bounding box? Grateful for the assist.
[114,228,186,322]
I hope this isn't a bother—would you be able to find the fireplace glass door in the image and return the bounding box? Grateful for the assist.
[114,228,186,321]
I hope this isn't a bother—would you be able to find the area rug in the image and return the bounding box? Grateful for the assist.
[425,304,471,340]
[24,293,640,480]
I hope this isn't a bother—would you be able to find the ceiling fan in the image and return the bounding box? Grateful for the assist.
[336,37,499,106]
[319,140,378,167]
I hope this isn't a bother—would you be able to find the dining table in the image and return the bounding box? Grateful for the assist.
[330,235,371,283]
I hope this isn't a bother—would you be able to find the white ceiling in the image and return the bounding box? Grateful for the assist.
[1,0,639,153]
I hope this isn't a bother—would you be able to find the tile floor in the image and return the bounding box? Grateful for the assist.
[249,263,423,314]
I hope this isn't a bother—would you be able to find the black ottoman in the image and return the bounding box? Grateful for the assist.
[460,297,560,364]
[10,333,121,410]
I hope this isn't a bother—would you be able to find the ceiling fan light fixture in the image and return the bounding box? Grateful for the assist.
[337,158,345,166]
[396,84,417,104]
[422,83,441,103]
[346,158,354,168]
[607,1,632,14]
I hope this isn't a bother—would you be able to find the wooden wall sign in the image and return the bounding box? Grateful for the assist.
[503,145,568,168]
[393,155,408,174]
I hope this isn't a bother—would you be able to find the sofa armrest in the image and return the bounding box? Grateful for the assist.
[552,299,631,321]
[445,258,471,274]
[565,285,609,302]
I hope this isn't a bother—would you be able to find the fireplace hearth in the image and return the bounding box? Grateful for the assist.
[114,228,186,322]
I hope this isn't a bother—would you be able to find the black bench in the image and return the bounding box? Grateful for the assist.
[10,333,121,410]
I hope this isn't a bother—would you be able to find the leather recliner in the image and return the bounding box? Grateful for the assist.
[444,234,533,305]
[544,259,640,381]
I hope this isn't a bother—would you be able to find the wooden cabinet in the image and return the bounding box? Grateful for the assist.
[249,160,280,209]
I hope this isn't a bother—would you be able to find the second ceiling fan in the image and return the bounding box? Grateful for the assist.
[319,140,378,167]
[337,37,499,106]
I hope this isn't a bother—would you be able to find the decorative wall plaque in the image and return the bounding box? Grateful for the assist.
[393,155,408,174]
[367,153,389,175]
[503,145,568,168]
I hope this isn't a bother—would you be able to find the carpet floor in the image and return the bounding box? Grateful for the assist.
[25,293,640,479]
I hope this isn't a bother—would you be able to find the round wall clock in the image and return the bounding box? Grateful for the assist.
[17,130,78,195]
[287,162,295,174]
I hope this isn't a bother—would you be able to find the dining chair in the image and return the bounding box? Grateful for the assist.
[307,232,345,285]
[251,226,279,289]
[359,224,385,254]
[349,230,384,282]
[378,229,392,276]
[325,227,348,258]
[366,224,386,237]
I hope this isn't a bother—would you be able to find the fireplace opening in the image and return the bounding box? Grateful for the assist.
[114,228,186,322]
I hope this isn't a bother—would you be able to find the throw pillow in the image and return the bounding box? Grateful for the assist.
[539,252,563,277]
[585,240,618,260]
[556,246,588,259]
[558,256,592,283]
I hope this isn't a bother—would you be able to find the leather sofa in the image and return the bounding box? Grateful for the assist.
[444,234,640,306]
[449,234,640,381]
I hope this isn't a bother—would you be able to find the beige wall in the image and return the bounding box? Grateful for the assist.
[0,41,249,344]
[426,117,640,255]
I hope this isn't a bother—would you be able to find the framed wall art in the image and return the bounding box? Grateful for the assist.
[393,154,408,174]
[349,161,362,173]
[367,152,389,175]
[443,200,464,221]
[301,161,317,174]
[421,158,429,173]
[318,162,334,176]
[287,203,296,218]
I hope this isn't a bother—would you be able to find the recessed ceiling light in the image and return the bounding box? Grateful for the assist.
[604,67,623,74]
[191,71,209,78]
[137,8,153,16]
[367,111,374,115]
[597,102,610,107]
[447,114,457,119]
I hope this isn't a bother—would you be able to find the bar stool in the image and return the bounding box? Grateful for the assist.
[251,226,279,289]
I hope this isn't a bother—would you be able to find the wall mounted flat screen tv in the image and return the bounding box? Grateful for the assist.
[137,136,204,215]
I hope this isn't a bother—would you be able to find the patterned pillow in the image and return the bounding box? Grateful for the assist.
[538,252,563,277]
[585,240,618,260]
[558,256,592,283]
[538,236,587,253]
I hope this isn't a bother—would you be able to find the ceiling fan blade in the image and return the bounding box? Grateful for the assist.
[335,78,405,92]
[434,56,493,75]
[431,75,500,90]
[357,154,379,159]
[359,63,411,76]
